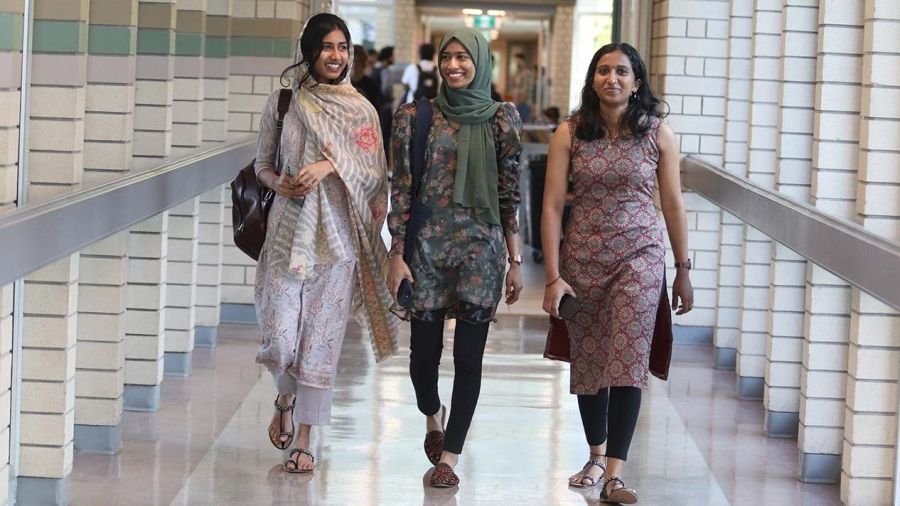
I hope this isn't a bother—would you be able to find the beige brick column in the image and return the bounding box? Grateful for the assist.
[73,0,139,457]
[735,0,782,400]
[841,1,900,503]
[124,214,168,411]
[164,198,199,375]
[392,0,415,65]
[762,0,817,439]
[17,1,89,502]
[0,284,14,505]
[548,5,574,114]
[798,0,863,483]
[714,0,752,369]
[202,0,229,143]
[0,3,22,213]
[173,0,205,148]
[649,0,728,332]
[133,0,175,169]
[196,186,225,346]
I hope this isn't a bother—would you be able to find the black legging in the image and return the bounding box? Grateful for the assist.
[409,319,489,455]
[577,386,642,461]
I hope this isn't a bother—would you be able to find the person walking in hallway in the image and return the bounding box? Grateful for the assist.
[387,27,524,488]
[541,42,694,503]
[401,43,438,104]
[253,13,398,474]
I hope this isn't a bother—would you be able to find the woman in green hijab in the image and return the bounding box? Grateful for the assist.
[387,28,524,487]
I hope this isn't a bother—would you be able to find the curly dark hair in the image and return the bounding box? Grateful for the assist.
[280,13,352,88]
[572,42,664,141]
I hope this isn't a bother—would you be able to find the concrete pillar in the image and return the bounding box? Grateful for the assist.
[841,1,900,503]
[0,284,14,506]
[17,1,90,502]
[0,4,22,213]
[196,186,225,347]
[548,5,574,114]
[649,0,728,331]
[798,0,863,484]
[714,0,753,369]
[173,0,205,148]
[735,0,782,400]
[762,0,817,439]
[124,213,168,412]
[73,0,139,457]
[133,0,176,170]
[164,198,199,376]
[202,0,230,143]
[392,0,415,65]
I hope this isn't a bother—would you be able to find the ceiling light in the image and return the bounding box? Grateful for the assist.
[462,8,483,15]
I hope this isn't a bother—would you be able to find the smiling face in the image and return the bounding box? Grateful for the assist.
[439,40,476,90]
[312,28,349,83]
[592,50,640,107]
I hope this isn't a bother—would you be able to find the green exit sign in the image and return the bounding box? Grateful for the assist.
[473,15,495,29]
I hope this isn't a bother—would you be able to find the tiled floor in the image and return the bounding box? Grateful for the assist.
[68,314,840,505]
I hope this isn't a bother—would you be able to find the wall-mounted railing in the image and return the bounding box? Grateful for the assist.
[0,137,255,287]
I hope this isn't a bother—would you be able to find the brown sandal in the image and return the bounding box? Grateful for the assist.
[423,405,447,465]
[430,463,459,488]
[569,458,605,488]
[284,448,315,474]
[601,476,638,504]
[269,397,295,450]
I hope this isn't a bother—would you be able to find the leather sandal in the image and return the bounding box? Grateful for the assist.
[430,463,459,488]
[569,457,606,488]
[270,396,295,450]
[423,405,447,465]
[600,476,638,504]
[284,448,315,474]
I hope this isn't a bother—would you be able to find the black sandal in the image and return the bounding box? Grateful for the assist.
[269,397,295,450]
[600,476,638,504]
[569,457,606,488]
[284,448,315,474]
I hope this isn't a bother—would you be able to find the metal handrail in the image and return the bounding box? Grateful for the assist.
[681,155,900,311]
[0,136,256,287]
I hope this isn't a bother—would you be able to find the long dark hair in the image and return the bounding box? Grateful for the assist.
[572,43,663,141]
[280,13,352,88]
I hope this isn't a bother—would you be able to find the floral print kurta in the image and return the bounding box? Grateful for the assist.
[389,101,522,323]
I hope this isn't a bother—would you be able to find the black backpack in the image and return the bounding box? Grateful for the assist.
[414,64,438,100]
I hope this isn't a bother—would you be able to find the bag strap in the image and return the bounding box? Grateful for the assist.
[410,98,433,198]
[273,88,292,173]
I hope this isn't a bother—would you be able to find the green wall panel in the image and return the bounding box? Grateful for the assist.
[33,20,87,53]
[88,25,136,55]
[175,32,203,56]
[0,13,23,51]
[204,36,228,58]
[137,28,174,55]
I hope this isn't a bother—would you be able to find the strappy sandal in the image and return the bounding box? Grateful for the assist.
[569,457,606,488]
[284,448,315,474]
[269,397,295,450]
[600,476,638,504]
[430,462,459,488]
[423,405,447,465]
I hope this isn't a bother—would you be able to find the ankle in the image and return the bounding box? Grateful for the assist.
[438,451,459,468]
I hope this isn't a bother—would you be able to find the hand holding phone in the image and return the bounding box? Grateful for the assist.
[558,293,581,320]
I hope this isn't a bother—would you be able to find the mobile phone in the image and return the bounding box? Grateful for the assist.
[397,278,413,308]
[558,293,581,320]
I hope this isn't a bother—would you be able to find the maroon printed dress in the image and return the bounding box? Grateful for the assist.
[561,116,665,394]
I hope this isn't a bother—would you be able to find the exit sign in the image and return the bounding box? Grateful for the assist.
[473,15,495,29]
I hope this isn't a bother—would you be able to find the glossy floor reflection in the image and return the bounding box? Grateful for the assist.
[69,318,839,505]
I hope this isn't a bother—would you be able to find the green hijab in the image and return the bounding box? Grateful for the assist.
[435,28,502,226]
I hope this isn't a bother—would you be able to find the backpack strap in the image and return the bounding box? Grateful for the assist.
[410,98,433,198]
[273,88,292,173]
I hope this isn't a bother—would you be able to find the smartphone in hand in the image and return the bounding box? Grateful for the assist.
[558,293,581,320]
[397,278,413,308]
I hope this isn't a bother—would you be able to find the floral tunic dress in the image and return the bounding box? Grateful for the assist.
[389,101,522,323]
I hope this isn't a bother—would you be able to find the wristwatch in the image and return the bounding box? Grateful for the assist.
[674,259,692,270]
[508,255,523,265]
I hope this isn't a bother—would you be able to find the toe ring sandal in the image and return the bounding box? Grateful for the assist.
[284,448,315,474]
[430,463,459,488]
[600,476,638,504]
[570,459,606,488]
[270,397,296,450]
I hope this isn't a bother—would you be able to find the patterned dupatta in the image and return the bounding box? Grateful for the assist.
[268,42,398,363]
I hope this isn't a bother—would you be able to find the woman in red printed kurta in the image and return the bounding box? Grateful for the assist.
[541,43,694,503]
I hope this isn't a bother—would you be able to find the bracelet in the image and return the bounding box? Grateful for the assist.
[545,275,561,287]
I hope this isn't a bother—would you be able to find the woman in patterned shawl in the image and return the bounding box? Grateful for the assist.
[253,13,398,474]
[387,28,524,488]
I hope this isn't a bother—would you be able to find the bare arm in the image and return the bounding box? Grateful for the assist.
[656,122,694,314]
[540,122,576,317]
